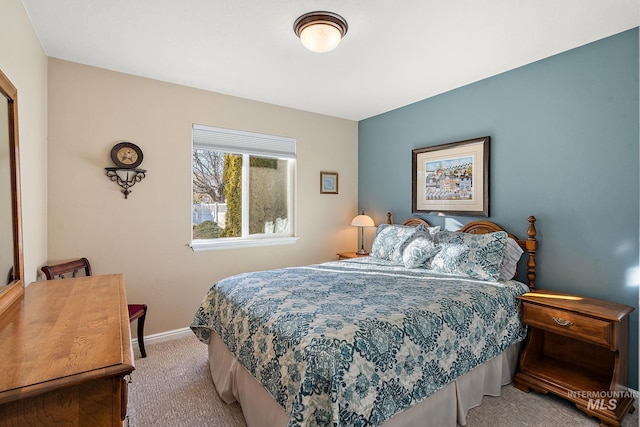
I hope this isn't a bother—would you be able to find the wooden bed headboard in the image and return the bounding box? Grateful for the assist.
[386,212,538,289]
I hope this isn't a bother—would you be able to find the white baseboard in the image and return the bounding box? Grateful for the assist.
[131,327,192,349]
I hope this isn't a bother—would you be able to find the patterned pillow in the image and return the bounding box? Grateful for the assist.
[498,238,524,281]
[371,223,428,263]
[433,230,508,281]
[402,236,441,268]
[428,243,469,273]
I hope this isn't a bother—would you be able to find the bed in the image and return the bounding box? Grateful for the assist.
[191,215,538,427]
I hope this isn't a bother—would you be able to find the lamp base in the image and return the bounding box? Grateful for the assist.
[355,249,369,255]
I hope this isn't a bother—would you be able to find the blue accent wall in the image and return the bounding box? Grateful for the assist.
[359,28,639,389]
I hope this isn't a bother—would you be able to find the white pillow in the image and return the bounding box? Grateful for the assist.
[426,226,441,238]
[498,238,524,281]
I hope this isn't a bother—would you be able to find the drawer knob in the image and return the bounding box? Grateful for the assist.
[552,317,573,327]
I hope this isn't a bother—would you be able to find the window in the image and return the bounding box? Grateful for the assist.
[191,124,297,251]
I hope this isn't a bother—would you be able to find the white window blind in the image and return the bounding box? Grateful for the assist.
[192,124,296,159]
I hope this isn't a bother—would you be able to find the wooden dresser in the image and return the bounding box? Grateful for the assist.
[0,274,135,426]
[515,289,634,426]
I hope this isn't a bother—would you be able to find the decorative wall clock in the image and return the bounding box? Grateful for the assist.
[110,142,144,169]
[105,142,147,199]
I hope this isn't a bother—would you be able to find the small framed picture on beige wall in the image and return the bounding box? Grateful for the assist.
[320,171,339,194]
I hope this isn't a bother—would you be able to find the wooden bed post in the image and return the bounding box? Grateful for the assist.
[526,216,537,289]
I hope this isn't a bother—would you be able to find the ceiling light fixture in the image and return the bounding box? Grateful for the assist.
[293,11,348,53]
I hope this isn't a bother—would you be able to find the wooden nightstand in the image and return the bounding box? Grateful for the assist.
[515,290,635,426]
[337,252,369,260]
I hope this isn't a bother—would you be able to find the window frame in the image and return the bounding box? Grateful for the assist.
[190,124,298,252]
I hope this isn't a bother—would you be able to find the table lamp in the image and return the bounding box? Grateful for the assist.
[351,210,376,255]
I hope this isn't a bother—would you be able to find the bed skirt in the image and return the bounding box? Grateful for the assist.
[207,332,521,427]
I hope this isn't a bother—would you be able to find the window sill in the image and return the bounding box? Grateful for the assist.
[190,236,299,252]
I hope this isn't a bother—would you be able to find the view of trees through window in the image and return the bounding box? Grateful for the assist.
[192,149,289,240]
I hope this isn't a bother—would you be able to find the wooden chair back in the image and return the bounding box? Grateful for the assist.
[41,258,92,280]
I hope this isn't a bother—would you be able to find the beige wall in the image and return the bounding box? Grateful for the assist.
[47,59,359,335]
[0,0,49,285]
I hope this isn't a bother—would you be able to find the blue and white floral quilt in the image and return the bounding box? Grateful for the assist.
[190,257,529,427]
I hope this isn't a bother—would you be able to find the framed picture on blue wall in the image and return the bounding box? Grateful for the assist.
[320,171,339,194]
[412,136,490,217]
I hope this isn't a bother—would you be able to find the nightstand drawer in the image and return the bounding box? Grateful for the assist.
[521,303,613,348]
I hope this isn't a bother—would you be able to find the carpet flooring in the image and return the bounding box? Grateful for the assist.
[127,335,638,427]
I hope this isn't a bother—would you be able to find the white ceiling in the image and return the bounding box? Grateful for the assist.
[21,0,639,121]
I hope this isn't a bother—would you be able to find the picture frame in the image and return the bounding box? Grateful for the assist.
[320,171,339,194]
[412,136,490,217]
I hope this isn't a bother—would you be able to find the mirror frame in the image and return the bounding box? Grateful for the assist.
[0,69,24,316]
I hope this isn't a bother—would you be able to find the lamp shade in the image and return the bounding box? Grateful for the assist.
[294,12,348,53]
[351,214,375,227]
[299,24,341,53]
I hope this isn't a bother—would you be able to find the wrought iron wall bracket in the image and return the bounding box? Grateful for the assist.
[105,167,147,199]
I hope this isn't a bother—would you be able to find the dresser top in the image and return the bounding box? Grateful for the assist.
[0,274,134,403]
